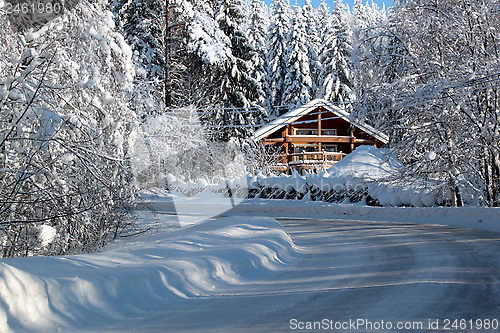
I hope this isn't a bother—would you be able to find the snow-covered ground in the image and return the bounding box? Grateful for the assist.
[0,210,301,333]
[233,198,500,233]
[0,193,499,332]
[161,192,500,233]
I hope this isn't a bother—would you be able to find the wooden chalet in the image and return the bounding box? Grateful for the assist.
[252,99,389,173]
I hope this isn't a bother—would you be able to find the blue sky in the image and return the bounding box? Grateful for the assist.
[263,0,393,10]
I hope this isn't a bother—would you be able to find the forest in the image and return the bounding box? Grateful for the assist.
[0,0,499,257]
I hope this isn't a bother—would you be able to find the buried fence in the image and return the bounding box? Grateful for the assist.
[164,172,448,208]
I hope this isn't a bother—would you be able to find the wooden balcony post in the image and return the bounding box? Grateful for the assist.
[350,129,355,153]
[318,107,322,135]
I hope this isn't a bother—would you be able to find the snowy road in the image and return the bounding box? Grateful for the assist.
[110,218,500,333]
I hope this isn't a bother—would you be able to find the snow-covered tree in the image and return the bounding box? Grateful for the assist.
[301,0,321,91]
[266,0,291,116]
[130,108,249,188]
[316,0,330,36]
[247,0,268,106]
[187,1,231,66]
[317,0,354,104]
[112,0,227,110]
[203,0,264,141]
[0,0,137,257]
[358,0,500,206]
[282,7,313,108]
[352,0,385,30]
[353,0,367,29]
[216,0,259,107]
[113,0,164,86]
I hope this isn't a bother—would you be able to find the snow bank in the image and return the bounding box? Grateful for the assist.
[0,216,301,333]
[232,199,500,233]
[143,175,251,226]
[327,145,403,179]
[313,146,446,207]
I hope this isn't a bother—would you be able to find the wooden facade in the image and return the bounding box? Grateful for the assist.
[253,99,388,173]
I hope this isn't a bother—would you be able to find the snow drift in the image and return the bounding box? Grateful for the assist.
[0,216,301,333]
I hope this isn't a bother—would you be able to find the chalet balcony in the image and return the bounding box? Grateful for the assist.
[269,151,348,172]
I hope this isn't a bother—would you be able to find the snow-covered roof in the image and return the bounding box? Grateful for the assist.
[252,99,389,144]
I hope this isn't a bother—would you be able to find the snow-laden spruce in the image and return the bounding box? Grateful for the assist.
[317,0,354,104]
[265,0,291,117]
[282,6,314,109]
[246,0,268,107]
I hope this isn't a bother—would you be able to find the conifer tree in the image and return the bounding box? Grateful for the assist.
[247,0,268,106]
[213,0,264,140]
[113,0,165,109]
[282,7,313,108]
[353,0,368,29]
[266,0,291,116]
[317,0,354,104]
[301,0,321,91]
[316,0,330,36]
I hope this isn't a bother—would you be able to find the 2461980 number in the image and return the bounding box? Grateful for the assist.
[5,1,62,15]
[443,319,499,330]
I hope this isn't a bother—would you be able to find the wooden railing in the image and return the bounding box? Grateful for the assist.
[267,152,347,171]
[288,151,346,164]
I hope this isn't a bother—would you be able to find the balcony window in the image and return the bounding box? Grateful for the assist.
[323,144,338,152]
[293,144,317,153]
[321,129,337,136]
[295,129,318,135]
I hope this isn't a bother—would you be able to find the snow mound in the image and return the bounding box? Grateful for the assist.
[0,216,300,333]
[327,145,403,180]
